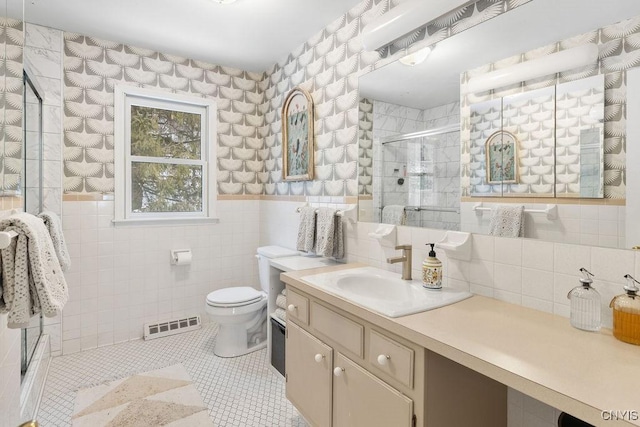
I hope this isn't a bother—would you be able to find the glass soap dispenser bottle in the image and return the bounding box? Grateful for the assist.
[567,268,601,332]
[609,274,640,345]
[422,243,442,290]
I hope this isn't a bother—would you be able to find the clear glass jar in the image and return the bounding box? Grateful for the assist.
[609,274,640,345]
[567,268,601,332]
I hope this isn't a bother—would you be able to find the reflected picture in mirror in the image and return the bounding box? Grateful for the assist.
[357,0,640,249]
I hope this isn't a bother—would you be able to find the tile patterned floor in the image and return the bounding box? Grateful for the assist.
[38,324,307,426]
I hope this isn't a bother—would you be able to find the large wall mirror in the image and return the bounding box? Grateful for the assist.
[358,0,640,249]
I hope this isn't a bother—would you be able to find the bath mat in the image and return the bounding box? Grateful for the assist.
[71,364,213,427]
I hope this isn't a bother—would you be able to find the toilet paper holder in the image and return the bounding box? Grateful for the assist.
[170,249,192,265]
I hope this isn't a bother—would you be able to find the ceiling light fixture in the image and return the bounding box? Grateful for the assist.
[212,0,238,4]
[399,46,432,66]
[361,0,471,51]
[466,43,600,93]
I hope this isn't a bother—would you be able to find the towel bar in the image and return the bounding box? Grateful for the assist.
[295,204,357,223]
[472,202,558,220]
[0,230,18,249]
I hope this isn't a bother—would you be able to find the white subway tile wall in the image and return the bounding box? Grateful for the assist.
[61,200,260,354]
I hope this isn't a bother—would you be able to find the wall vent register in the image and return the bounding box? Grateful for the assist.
[144,315,201,340]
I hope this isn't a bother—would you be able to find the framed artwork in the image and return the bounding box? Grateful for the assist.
[282,87,315,181]
[485,130,519,184]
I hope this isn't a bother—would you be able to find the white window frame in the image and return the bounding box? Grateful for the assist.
[114,85,218,225]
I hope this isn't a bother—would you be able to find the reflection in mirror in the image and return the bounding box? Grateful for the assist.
[358,0,640,249]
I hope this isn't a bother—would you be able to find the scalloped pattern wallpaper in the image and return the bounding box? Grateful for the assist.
[61,0,528,196]
[1,17,23,193]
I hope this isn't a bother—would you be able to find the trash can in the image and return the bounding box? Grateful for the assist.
[270,317,286,377]
[558,412,594,427]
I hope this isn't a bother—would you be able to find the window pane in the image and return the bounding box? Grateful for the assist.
[131,162,203,213]
[130,106,202,160]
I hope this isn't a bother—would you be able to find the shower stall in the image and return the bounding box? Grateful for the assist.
[375,124,461,229]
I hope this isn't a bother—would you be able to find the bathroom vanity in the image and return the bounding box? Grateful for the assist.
[281,264,640,427]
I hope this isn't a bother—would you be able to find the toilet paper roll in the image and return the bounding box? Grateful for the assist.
[174,251,192,266]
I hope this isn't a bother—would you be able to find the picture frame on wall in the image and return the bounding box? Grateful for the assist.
[485,130,519,184]
[282,87,314,181]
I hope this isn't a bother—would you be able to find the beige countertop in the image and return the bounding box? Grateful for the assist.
[281,263,640,427]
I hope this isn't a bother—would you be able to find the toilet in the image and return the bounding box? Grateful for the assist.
[205,245,299,358]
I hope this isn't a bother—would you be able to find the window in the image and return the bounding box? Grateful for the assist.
[114,86,217,223]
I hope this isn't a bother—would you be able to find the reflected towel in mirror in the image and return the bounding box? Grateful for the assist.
[488,205,525,237]
[382,205,406,226]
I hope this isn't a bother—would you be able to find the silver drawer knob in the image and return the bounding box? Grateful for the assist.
[333,367,345,377]
[377,354,390,366]
[287,304,297,312]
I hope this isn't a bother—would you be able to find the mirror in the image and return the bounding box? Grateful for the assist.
[358,0,640,249]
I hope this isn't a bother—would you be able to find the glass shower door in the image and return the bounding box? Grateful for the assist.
[21,70,44,377]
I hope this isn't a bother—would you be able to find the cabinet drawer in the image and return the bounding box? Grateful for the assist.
[286,288,309,325]
[311,302,363,358]
[368,330,414,389]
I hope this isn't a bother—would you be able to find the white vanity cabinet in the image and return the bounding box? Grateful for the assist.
[284,283,507,427]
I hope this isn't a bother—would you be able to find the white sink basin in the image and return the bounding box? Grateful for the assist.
[301,266,472,318]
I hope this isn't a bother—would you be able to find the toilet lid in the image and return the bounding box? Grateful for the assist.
[206,287,264,307]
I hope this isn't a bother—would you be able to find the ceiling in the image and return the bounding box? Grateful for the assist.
[23,0,363,72]
[360,0,640,110]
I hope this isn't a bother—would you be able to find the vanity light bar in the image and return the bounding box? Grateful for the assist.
[466,43,599,94]
[361,0,473,51]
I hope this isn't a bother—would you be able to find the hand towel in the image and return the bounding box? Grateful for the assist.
[315,208,336,258]
[281,288,287,297]
[382,205,406,226]
[296,206,316,252]
[0,212,68,328]
[488,205,525,237]
[276,294,287,310]
[275,308,287,323]
[332,214,344,260]
[38,211,71,271]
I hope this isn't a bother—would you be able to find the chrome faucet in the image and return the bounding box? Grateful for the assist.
[387,244,412,280]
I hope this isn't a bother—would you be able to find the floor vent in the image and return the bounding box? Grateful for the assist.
[144,315,201,340]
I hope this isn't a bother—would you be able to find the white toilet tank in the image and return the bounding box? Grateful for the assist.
[256,246,299,293]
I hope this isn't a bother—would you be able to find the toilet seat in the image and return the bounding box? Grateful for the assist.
[206,287,265,308]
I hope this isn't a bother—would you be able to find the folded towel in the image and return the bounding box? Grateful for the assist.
[315,208,336,258]
[276,294,287,310]
[296,206,316,252]
[488,205,525,237]
[281,288,287,297]
[0,213,68,328]
[38,211,71,271]
[382,205,406,226]
[275,308,287,323]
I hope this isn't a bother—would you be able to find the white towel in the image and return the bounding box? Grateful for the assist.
[296,206,316,252]
[276,294,287,310]
[488,205,525,237]
[275,308,287,323]
[38,211,71,271]
[315,208,337,258]
[0,213,68,328]
[382,205,406,226]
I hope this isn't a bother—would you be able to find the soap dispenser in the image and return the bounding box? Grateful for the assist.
[609,274,640,345]
[422,243,442,290]
[567,268,601,332]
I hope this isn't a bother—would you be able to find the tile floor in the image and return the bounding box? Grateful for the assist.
[38,323,307,426]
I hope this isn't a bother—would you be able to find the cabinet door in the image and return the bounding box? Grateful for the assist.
[333,353,413,427]
[286,322,333,427]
